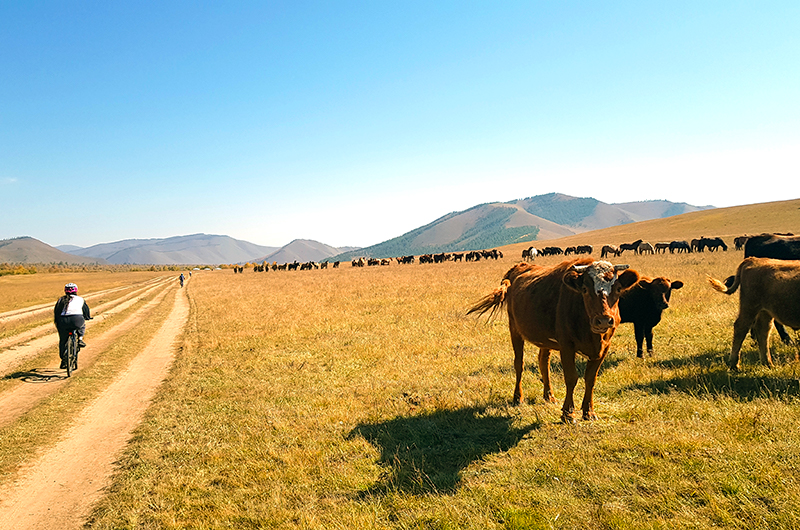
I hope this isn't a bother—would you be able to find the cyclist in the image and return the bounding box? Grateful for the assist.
[54,283,92,370]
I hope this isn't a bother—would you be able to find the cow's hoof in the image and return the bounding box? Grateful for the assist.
[561,412,577,424]
[636,352,644,359]
[583,411,599,421]
[728,364,740,373]
[543,392,556,404]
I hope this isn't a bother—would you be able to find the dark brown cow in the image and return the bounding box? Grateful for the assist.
[708,257,800,370]
[468,258,640,422]
[619,276,683,358]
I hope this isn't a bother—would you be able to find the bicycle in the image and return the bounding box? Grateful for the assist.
[65,329,80,377]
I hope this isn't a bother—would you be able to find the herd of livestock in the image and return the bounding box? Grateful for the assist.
[232,235,755,275]
[469,232,800,423]
[231,232,800,423]
[522,235,737,261]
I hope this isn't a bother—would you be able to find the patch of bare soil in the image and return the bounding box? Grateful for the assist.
[0,284,189,530]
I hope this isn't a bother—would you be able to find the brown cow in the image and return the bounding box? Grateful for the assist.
[708,257,800,370]
[468,258,640,422]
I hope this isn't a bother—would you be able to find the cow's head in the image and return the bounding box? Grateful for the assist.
[564,261,640,334]
[641,277,684,310]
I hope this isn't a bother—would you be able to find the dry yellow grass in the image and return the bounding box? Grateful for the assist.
[4,201,800,529]
[0,270,167,313]
[86,247,800,529]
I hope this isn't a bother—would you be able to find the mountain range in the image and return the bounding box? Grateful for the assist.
[2,193,713,265]
[331,193,712,261]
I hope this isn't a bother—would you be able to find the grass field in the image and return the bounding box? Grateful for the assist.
[78,246,800,529]
[4,200,800,529]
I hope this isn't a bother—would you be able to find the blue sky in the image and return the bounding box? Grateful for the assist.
[2,1,799,248]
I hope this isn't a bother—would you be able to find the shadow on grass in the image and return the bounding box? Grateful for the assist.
[349,403,540,495]
[624,349,800,401]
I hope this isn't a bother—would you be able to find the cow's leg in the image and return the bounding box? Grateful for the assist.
[581,356,606,421]
[559,350,578,423]
[634,323,645,358]
[644,326,655,356]
[729,310,756,371]
[753,311,775,368]
[510,325,525,405]
[538,348,556,403]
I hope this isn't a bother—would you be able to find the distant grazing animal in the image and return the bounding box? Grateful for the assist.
[619,276,684,358]
[601,245,621,258]
[701,237,728,252]
[708,257,800,370]
[669,241,691,253]
[654,242,671,254]
[619,240,643,254]
[468,258,640,422]
[734,236,750,251]
[637,241,655,255]
[522,247,538,261]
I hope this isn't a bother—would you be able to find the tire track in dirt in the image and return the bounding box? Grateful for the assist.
[0,283,190,530]
[0,276,167,324]
[0,281,175,429]
[0,277,173,352]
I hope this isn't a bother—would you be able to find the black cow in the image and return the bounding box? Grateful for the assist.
[619,276,684,358]
[745,233,800,260]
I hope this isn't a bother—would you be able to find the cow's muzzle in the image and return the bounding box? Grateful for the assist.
[591,314,615,334]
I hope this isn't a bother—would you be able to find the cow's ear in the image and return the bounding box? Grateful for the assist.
[563,270,584,292]
[671,280,684,290]
[617,269,640,290]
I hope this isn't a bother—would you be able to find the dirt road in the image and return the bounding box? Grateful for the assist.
[0,283,189,529]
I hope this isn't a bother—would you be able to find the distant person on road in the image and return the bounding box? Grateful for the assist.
[179,273,185,287]
[54,283,92,369]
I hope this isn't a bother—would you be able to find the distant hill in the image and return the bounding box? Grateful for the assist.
[333,193,713,260]
[497,197,800,260]
[0,237,108,264]
[55,244,83,253]
[68,234,278,265]
[253,239,360,264]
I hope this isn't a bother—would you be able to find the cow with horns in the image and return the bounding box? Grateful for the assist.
[468,259,640,422]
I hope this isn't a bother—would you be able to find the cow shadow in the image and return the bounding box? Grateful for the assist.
[624,349,800,401]
[348,403,540,495]
[4,368,65,383]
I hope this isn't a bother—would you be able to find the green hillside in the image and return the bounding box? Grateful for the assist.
[333,206,540,261]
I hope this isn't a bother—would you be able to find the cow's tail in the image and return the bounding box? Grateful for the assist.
[707,271,740,295]
[467,279,511,319]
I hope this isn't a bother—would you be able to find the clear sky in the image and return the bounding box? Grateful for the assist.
[2,1,799,249]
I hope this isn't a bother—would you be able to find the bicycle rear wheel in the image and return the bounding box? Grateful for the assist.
[66,333,77,377]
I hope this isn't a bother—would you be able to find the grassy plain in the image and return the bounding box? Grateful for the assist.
[86,244,800,529]
[0,270,168,313]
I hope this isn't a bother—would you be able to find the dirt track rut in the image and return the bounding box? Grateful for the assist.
[0,282,190,529]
